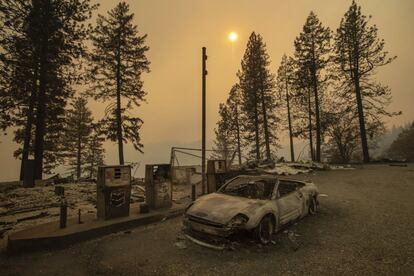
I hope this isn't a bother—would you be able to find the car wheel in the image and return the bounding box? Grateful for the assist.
[254,215,274,245]
[309,196,317,215]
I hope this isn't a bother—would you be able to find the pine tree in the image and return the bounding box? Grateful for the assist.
[334,0,397,162]
[84,124,105,179]
[89,2,150,165]
[0,0,96,181]
[238,32,278,162]
[276,55,296,162]
[64,97,93,179]
[294,12,331,162]
[289,60,316,161]
[1,0,37,178]
[211,103,236,165]
[226,84,243,165]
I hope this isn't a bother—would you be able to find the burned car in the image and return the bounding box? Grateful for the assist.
[183,175,318,247]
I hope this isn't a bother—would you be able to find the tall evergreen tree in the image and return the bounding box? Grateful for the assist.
[226,84,243,165]
[238,32,278,162]
[84,124,105,179]
[211,103,236,165]
[276,55,296,162]
[1,0,37,178]
[294,12,331,162]
[334,0,397,162]
[289,60,316,161]
[0,0,96,181]
[64,97,93,179]
[89,2,150,165]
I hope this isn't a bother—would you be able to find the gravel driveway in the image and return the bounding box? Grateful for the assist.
[1,164,413,275]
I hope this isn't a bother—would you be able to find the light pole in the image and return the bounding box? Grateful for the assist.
[201,47,207,194]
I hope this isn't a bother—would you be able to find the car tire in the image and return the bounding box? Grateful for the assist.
[254,215,275,245]
[309,196,317,215]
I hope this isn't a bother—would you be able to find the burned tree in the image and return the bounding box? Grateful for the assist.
[334,0,397,162]
[89,2,150,165]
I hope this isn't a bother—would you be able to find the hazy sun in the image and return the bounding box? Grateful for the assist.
[228,31,238,42]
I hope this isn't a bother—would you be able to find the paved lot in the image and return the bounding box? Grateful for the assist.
[1,164,414,275]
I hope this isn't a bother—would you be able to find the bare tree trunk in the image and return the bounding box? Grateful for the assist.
[313,82,321,162]
[260,88,271,161]
[34,39,48,180]
[307,89,314,161]
[354,77,370,162]
[20,69,38,181]
[253,91,261,161]
[116,40,124,165]
[311,61,321,162]
[234,106,242,165]
[76,130,81,179]
[90,152,94,179]
[285,80,295,162]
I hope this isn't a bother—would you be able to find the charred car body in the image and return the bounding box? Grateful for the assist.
[183,175,318,247]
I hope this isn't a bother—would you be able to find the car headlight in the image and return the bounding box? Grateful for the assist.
[228,214,249,227]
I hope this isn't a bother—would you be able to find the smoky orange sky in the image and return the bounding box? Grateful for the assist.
[1,0,413,180]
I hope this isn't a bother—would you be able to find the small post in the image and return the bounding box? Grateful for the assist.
[60,198,67,229]
[78,209,82,224]
[191,184,196,201]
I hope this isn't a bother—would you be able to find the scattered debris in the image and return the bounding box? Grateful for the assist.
[287,231,300,251]
[389,164,408,167]
[174,240,187,249]
[240,161,355,176]
[17,211,49,223]
[176,232,187,241]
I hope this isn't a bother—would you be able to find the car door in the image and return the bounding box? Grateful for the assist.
[276,181,304,225]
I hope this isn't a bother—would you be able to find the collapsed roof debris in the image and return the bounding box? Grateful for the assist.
[238,161,354,176]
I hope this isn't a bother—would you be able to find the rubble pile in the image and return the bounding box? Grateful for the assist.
[242,161,354,176]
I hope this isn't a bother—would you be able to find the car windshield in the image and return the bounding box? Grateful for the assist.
[219,177,275,199]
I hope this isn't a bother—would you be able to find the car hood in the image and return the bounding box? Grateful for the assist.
[186,192,267,225]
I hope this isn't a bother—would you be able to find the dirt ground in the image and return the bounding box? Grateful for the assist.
[1,164,413,275]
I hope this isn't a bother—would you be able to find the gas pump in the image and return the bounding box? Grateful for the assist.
[206,160,228,193]
[97,165,131,220]
[145,164,172,209]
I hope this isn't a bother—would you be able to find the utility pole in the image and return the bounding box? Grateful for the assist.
[201,47,207,194]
